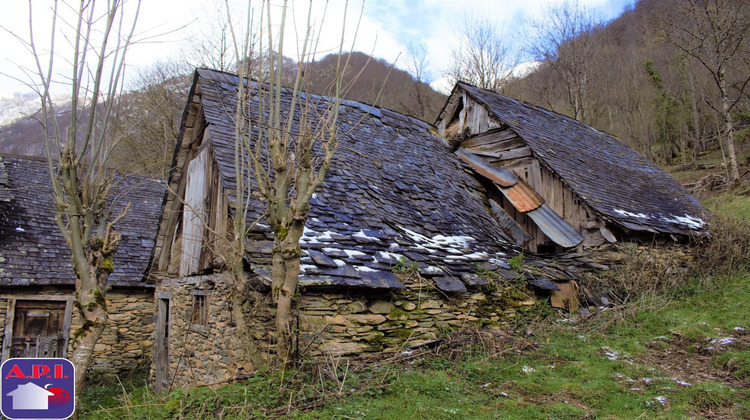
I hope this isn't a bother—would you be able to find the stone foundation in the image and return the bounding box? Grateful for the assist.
[157,272,533,389]
[74,288,155,377]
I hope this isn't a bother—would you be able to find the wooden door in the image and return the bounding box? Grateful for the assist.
[155,297,170,393]
[10,300,67,358]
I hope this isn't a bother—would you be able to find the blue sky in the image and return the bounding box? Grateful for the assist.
[0,0,634,98]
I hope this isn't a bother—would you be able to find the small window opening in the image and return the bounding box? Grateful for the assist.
[191,294,208,326]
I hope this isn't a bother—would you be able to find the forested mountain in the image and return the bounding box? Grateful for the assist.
[1,0,747,180]
[504,0,750,171]
[301,52,446,122]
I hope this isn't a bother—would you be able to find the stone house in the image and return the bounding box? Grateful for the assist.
[150,71,710,389]
[0,155,165,377]
[436,82,708,252]
[148,69,536,389]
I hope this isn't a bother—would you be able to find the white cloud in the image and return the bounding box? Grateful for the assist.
[0,0,634,99]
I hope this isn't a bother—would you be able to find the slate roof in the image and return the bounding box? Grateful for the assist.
[452,82,708,236]
[173,69,517,292]
[0,155,165,287]
[0,156,12,204]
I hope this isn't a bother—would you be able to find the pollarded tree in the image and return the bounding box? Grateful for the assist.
[662,0,750,182]
[224,0,362,363]
[12,0,139,412]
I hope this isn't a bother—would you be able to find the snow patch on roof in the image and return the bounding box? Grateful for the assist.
[300,264,318,273]
[353,229,381,241]
[376,251,403,262]
[613,209,650,219]
[300,227,335,243]
[343,249,367,258]
[663,214,705,230]
[399,227,475,252]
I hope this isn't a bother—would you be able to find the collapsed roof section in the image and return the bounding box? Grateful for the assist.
[436,82,708,251]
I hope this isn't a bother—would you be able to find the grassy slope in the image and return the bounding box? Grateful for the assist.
[80,191,750,419]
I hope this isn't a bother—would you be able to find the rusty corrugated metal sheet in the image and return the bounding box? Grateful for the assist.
[526,204,584,248]
[455,148,517,187]
[501,178,544,212]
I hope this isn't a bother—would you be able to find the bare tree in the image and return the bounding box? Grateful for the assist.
[402,42,433,120]
[110,61,191,178]
[224,0,362,363]
[663,0,750,182]
[447,16,517,92]
[528,0,604,123]
[12,0,140,411]
[183,0,237,72]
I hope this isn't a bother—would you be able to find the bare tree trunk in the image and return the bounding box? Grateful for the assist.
[271,219,305,363]
[688,62,702,166]
[720,78,740,182]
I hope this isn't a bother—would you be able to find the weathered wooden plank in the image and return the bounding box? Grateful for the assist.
[466,137,526,155]
[462,128,519,149]
[489,199,532,247]
[464,95,491,136]
[437,95,462,135]
[563,186,576,223]
[483,146,533,161]
[531,159,542,192]
[455,148,517,187]
[181,148,208,277]
[547,169,561,217]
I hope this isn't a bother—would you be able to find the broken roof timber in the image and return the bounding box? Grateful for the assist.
[457,147,583,248]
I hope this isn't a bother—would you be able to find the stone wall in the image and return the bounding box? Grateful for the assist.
[155,273,274,388]
[158,272,533,389]
[297,277,532,357]
[70,288,155,377]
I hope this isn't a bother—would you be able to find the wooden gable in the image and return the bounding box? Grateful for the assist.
[438,89,589,253]
[443,82,708,239]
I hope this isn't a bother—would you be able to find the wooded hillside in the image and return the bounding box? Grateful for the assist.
[504,0,750,173]
[1,0,748,181]
[0,52,444,177]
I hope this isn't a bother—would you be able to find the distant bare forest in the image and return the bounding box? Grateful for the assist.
[1,0,748,179]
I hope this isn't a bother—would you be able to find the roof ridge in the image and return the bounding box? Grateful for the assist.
[195,67,432,127]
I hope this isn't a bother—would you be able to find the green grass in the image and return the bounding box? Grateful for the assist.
[80,270,750,419]
[705,192,750,221]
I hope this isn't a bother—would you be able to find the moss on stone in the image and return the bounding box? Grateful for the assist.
[387,306,409,320]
